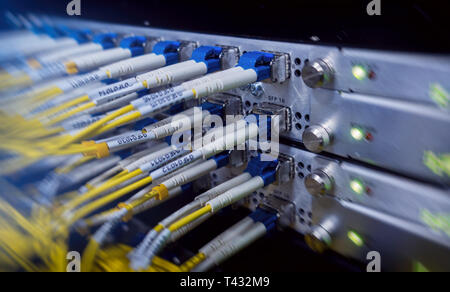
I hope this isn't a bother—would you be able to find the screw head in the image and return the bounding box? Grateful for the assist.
[250,82,264,97]
[305,225,332,253]
[302,59,333,88]
[302,125,331,153]
[304,170,334,197]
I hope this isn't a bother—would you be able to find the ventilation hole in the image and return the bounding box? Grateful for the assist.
[305,114,310,122]
[298,162,305,169]
[307,165,312,172]
[295,123,302,130]
[295,112,302,120]
[300,218,305,224]
[294,58,302,65]
[299,208,305,215]
[245,101,251,108]
[298,172,305,179]
[295,70,301,77]
[308,212,312,219]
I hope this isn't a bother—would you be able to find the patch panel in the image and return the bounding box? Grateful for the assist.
[208,143,450,271]
[0,13,448,273]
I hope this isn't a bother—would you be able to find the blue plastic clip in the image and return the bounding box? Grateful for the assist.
[181,183,193,193]
[120,36,147,57]
[134,117,158,131]
[191,46,223,74]
[67,28,92,44]
[212,152,230,169]
[237,51,274,81]
[201,102,224,117]
[42,24,66,39]
[93,33,117,50]
[249,208,278,231]
[245,155,278,186]
[57,25,91,43]
[152,41,181,66]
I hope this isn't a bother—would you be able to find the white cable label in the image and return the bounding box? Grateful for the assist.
[106,130,152,149]
[57,71,108,92]
[132,85,181,107]
[140,148,188,172]
[138,90,193,116]
[89,78,139,104]
[150,150,201,180]
[62,115,105,131]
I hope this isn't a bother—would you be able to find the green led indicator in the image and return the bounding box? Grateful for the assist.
[350,179,365,195]
[352,65,368,81]
[413,261,430,273]
[347,230,364,247]
[350,127,365,141]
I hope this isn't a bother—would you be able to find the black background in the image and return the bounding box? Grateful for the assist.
[1,0,450,53]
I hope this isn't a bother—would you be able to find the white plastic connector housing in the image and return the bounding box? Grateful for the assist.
[207,176,265,212]
[137,60,208,89]
[149,109,208,140]
[22,37,78,57]
[199,217,255,256]
[71,47,132,72]
[201,122,259,159]
[193,222,266,272]
[162,159,218,190]
[192,69,258,99]
[195,172,253,205]
[37,43,103,65]
[100,53,167,79]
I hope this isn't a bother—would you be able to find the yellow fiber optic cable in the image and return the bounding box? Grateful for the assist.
[34,95,90,119]
[29,86,64,104]
[168,205,212,232]
[88,111,142,137]
[62,168,144,212]
[179,253,206,272]
[66,176,153,226]
[55,104,135,149]
[45,102,96,126]
[55,156,96,174]
[82,239,100,272]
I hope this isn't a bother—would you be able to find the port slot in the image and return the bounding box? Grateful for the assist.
[215,45,241,70]
[206,93,244,117]
[262,50,291,83]
[251,102,292,133]
[177,40,199,61]
[275,152,295,185]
